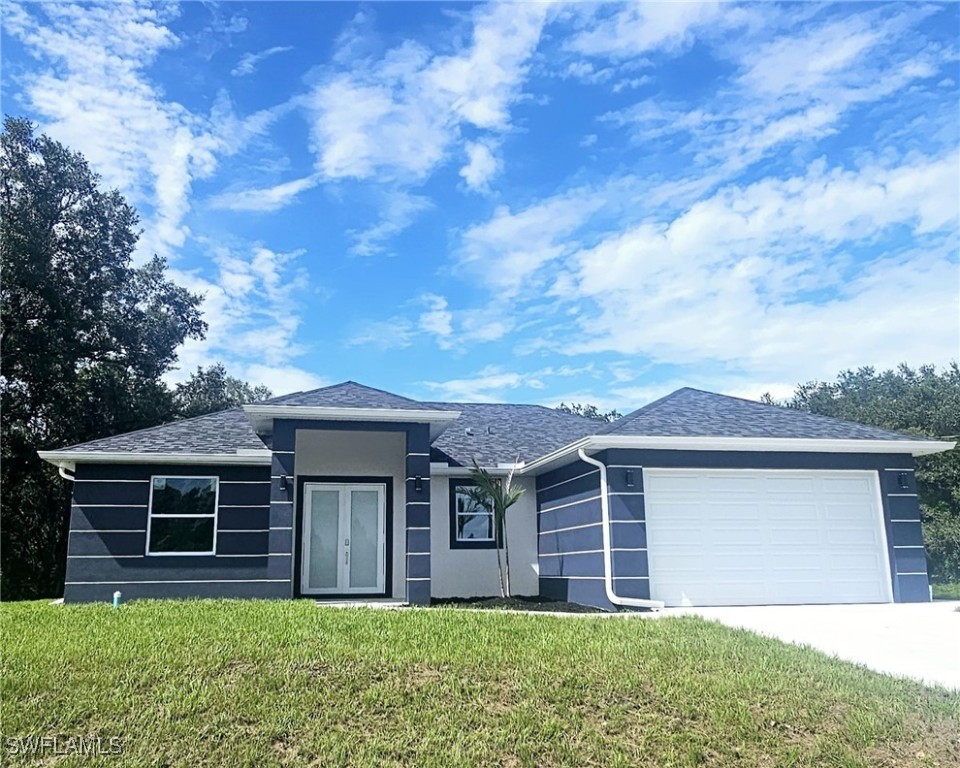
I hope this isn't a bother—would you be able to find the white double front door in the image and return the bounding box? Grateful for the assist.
[301,483,386,595]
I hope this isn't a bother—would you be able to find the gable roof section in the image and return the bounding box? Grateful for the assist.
[44,408,268,455]
[428,403,599,466]
[598,387,929,441]
[263,381,446,410]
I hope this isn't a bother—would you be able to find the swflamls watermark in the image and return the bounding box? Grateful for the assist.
[4,735,123,756]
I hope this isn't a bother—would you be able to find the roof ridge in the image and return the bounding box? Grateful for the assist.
[595,388,688,434]
[265,380,429,406]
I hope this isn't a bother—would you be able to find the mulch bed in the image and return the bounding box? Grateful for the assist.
[431,596,607,613]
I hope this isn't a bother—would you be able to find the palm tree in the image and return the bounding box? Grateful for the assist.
[467,459,524,598]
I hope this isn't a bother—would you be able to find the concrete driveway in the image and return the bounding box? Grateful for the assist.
[665,602,960,690]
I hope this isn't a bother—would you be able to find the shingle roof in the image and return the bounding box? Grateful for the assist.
[46,383,926,460]
[264,381,447,410]
[598,387,927,441]
[53,409,268,454]
[427,403,599,466]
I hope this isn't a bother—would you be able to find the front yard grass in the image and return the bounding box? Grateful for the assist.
[2,600,958,767]
[931,582,960,600]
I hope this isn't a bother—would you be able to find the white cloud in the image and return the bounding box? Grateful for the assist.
[459,140,501,191]
[231,45,293,77]
[209,175,317,212]
[418,294,454,346]
[421,366,548,403]
[306,2,548,182]
[567,1,732,60]
[230,364,327,396]
[349,191,433,256]
[166,242,311,382]
[345,317,415,350]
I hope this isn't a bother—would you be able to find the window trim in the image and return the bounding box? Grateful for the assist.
[145,475,220,557]
[448,479,500,550]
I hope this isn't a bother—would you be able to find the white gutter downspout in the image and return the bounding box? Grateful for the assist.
[58,466,76,482]
[578,449,664,611]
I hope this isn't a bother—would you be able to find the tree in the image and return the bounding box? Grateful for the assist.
[769,364,960,583]
[556,403,623,423]
[174,364,271,419]
[1,117,207,599]
[467,459,525,598]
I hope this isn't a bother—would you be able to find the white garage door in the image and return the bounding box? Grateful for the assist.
[644,469,893,607]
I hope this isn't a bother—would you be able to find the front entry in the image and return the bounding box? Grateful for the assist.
[301,483,386,595]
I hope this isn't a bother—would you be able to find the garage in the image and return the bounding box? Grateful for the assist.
[644,469,893,607]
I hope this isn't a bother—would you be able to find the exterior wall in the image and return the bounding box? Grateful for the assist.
[429,476,538,598]
[535,450,930,610]
[294,430,407,599]
[64,462,278,603]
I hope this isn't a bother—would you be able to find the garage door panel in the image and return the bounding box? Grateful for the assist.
[645,469,892,607]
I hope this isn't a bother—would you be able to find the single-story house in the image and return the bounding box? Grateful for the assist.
[38,382,953,609]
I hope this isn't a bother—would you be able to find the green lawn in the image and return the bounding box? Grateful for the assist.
[2,601,958,767]
[932,582,960,601]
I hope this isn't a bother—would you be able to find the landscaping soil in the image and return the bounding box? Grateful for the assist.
[431,596,607,613]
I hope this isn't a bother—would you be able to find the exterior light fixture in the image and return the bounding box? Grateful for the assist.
[897,472,909,489]
[279,475,289,491]
[415,475,423,492]
[625,470,634,487]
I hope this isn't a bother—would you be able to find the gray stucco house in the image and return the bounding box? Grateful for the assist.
[39,381,953,609]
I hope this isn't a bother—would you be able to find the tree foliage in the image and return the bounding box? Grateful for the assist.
[769,364,960,583]
[467,459,525,598]
[0,117,214,599]
[556,402,623,423]
[174,364,271,419]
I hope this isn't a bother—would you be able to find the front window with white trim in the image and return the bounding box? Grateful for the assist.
[147,476,218,555]
[453,484,494,542]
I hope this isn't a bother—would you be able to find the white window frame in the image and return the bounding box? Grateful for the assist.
[452,483,495,544]
[146,475,219,556]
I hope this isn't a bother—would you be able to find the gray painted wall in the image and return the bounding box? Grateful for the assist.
[65,463,277,603]
[536,450,930,610]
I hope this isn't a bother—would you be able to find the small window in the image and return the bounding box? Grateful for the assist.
[147,476,218,555]
[449,480,497,549]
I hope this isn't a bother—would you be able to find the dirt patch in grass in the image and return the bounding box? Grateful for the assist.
[431,595,607,613]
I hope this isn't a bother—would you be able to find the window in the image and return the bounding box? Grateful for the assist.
[449,480,498,549]
[147,476,218,555]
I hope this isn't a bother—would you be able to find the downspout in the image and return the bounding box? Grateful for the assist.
[58,466,76,482]
[578,449,664,611]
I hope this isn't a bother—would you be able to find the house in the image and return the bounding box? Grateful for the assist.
[38,382,953,608]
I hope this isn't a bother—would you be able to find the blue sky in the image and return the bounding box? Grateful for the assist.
[3,1,958,409]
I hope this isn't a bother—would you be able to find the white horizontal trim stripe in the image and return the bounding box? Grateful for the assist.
[218,529,269,533]
[610,519,644,525]
[72,504,147,508]
[270,526,293,531]
[68,555,141,559]
[405,577,430,581]
[220,504,270,509]
[406,452,430,457]
[888,493,918,497]
[611,547,647,552]
[74,479,149,484]
[884,468,915,472]
[894,545,925,549]
[270,500,294,504]
[606,465,645,470]
[536,469,599,495]
[40,451,271,466]
[406,526,430,531]
[268,552,292,557]
[406,552,430,557]
[608,491,644,496]
[613,576,650,580]
[539,549,603,557]
[66,579,289,585]
[216,554,269,558]
[272,451,296,455]
[406,501,431,506]
[897,572,928,576]
[890,519,921,523]
[539,521,602,536]
[70,529,146,534]
[539,494,602,514]
[219,480,270,485]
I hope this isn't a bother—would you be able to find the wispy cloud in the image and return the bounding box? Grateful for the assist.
[306,2,548,183]
[231,45,293,77]
[348,191,433,256]
[460,140,502,192]
[209,175,318,212]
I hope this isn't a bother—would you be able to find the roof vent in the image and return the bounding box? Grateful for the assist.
[465,428,474,436]
[487,426,495,435]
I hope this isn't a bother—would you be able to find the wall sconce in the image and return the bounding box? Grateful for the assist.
[414,475,422,492]
[625,470,634,488]
[897,472,909,490]
[279,475,289,491]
